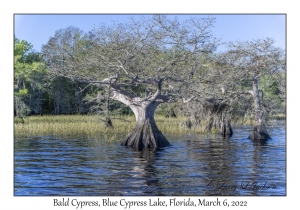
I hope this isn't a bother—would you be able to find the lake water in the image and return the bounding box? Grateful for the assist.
[14,126,286,196]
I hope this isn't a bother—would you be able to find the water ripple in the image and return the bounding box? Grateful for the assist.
[14,126,286,196]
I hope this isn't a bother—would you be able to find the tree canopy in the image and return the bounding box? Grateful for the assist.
[15,15,286,147]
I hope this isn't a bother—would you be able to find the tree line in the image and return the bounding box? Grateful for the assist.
[14,15,286,148]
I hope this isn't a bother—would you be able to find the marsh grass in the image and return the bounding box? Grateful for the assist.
[15,113,283,141]
[232,113,285,127]
[14,114,217,141]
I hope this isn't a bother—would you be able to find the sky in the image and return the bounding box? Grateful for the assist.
[14,14,286,53]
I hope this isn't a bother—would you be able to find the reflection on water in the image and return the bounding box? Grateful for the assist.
[14,126,286,196]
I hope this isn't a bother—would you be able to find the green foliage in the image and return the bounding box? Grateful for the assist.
[259,73,285,111]
[14,37,33,59]
[15,88,28,96]
[260,74,279,95]
[14,37,47,116]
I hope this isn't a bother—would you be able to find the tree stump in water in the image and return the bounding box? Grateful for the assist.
[121,118,170,149]
[120,102,170,149]
[248,125,271,140]
[218,120,233,137]
[249,78,271,141]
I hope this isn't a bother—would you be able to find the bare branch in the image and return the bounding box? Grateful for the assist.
[183,96,196,103]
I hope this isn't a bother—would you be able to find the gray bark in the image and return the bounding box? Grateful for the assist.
[104,87,113,128]
[110,86,170,149]
[249,78,271,140]
[121,102,170,149]
[218,120,233,137]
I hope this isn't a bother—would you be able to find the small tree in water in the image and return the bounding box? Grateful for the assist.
[180,38,285,141]
[42,15,218,149]
[210,38,285,140]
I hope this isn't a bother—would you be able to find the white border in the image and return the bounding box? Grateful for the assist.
[2,1,297,209]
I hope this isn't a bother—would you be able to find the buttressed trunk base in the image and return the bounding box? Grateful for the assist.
[218,120,233,137]
[121,118,170,149]
[249,125,271,141]
[121,103,170,149]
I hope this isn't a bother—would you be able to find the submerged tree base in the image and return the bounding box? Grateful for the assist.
[218,120,233,137]
[121,119,170,149]
[248,126,271,140]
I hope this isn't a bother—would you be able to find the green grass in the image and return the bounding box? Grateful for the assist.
[14,114,214,141]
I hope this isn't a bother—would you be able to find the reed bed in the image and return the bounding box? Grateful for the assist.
[15,113,284,141]
[14,114,214,141]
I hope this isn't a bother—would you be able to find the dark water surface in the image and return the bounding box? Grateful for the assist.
[14,126,286,196]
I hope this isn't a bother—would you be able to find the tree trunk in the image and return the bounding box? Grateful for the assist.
[121,102,170,149]
[104,116,113,128]
[104,87,113,128]
[218,120,233,137]
[218,112,233,137]
[249,78,271,140]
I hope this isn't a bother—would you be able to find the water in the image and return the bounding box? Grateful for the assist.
[14,126,286,196]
